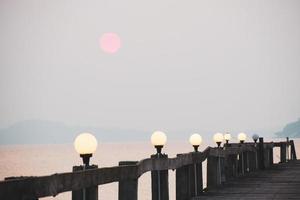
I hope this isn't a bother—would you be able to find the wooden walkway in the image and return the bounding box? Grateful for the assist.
[193,160,300,200]
[0,139,296,200]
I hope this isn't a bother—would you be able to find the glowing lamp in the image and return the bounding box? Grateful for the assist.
[224,133,231,144]
[74,133,98,166]
[238,132,247,143]
[252,134,259,143]
[189,133,202,152]
[213,133,224,147]
[151,131,167,154]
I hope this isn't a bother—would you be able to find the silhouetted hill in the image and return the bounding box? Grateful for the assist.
[0,120,278,145]
[0,120,147,145]
[276,118,300,138]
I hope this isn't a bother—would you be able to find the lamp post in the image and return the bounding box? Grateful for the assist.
[213,133,224,148]
[189,133,202,152]
[238,132,247,174]
[151,131,167,155]
[238,132,247,144]
[252,134,259,169]
[224,133,231,147]
[189,133,202,196]
[151,131,167,200]
[74,132,98,200]
[252,134,259,144]
[74,133,98,166]
[213,133,223,185]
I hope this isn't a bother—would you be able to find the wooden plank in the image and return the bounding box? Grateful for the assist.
[118,161,138,200]
[176,158,203,200]
[151,154,169,200]
[137,149,209,176]
[224,154,238,180]
[192,160,300,200]
[258,137,265,170]
[280,143,287,163]
[72,165,98,200]
[290,140,297,160]
[207,155,224,189]
[176,165,191,200]
[0,165,138,200]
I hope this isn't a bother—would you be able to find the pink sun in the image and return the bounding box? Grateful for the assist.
[99,33,121,54]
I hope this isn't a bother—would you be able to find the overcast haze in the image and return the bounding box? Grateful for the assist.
[1,0,300,141]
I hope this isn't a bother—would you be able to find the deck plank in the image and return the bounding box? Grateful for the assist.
[193,160,300,200]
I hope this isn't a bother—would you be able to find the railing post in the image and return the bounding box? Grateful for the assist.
[290,140,297,160]
[237,152,244,175]
[207,148,224,189]
[269,147,273,166]
[224,154,238,180]
[264,147,270,169]
[243,151,249,173]
[176,165,190,200]
[118,161,138,200]
[207,155,219,189]
[151,154,169,200]
[72,165,98,200]
[286,137,290,161]
[258,137,265,170]
[248,150,256,172]
[280,142,287,163]
[176,153,203,200]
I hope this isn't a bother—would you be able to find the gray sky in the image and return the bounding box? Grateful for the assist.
[0,0,300,135]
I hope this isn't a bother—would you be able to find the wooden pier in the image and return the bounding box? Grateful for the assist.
[193,160,300,200]
[0,138,297,200]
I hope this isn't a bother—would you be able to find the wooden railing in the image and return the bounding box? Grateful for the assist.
[0,138,297,200]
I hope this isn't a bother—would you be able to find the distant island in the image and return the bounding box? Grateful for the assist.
[276,118,300,138]
[1,119,300,145]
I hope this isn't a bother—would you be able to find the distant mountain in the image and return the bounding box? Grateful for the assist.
[0,120,148,145]
[0,119,281,145]
[276,118,300,138]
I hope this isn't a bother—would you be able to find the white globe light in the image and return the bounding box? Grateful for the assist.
[213,133,224,143]
[74,133,98,155]
[238,132,247,142]
[189,133,203,146]
[252,134,259,141]
[224,133,231,141]
[151,131,167,146]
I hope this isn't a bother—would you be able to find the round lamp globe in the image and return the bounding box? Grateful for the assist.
[213,133,224,143]
[74,133,98,155]
[189,133,203,146]
[151,131,167,146]
[238,132,247,143]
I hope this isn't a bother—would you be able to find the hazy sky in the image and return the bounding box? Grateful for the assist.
[0,0,300,135]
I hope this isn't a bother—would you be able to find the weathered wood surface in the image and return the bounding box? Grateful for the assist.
[192,160,300,200]
[290,140,297,160]
[151,154,169,200]
[0,149,209,200]
[176,162,203,200]
[0,146,257,199]
[0,140,295,200]
[118,161,139,200]
[0,165,138,200]
[72,165,98,200]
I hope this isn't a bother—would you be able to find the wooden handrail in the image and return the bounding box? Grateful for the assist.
[0,140,295,200]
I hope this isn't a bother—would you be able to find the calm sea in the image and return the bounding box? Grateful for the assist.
[0,138,298,200]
